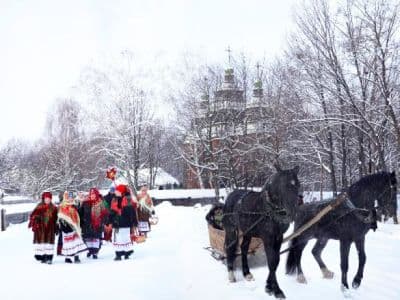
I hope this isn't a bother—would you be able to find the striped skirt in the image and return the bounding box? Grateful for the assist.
[34,243,55,256]
[61,232,87,256]
[113,227,134,252]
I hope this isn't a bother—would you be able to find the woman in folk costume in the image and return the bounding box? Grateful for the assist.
[28,191,58,264]
[58,191,87,263]
[137,184,155,237]
[110,184,138,261]
[103,186,115,242]
[79,188,109,259]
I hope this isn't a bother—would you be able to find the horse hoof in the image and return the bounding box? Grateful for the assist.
[245,273,255,281]
[265,286,273,295]
[228,271,236,283]
[341,284,351,298]
[274,292,286,299]
[322,268,334,279]
[352,279,361,289]
[296,274,307,284]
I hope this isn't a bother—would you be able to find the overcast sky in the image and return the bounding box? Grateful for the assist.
[0,0,297,144]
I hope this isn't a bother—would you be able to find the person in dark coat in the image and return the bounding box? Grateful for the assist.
[103,186,115,209]
[79,188,109,259]
[298,195,304,206]
[109,184,138,261]
[102,186,115,242]
[205,204,224,230]
[28,192,58,264]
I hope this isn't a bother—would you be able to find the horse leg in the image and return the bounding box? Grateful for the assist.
[225,228,238,283]
[352,236,366,289]
[286,236,308,283]
[294,240,308,284]
[394,212,399,224]
[312,238,334,279]
[339,239,352,292]
[264,238,286,299]
[240,235,254,281]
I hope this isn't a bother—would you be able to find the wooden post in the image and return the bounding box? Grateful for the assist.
[1,208,6,231]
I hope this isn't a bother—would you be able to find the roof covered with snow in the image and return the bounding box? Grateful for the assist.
[115,167,179,187]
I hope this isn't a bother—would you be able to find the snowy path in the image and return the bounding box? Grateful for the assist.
[0,202,399,300]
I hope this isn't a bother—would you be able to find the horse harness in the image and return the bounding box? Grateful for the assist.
[221,191,292,251]
[223,191,291,225]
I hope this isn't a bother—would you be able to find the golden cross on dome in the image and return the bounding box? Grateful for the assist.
[256,62,261,79]
[226,46,232,65]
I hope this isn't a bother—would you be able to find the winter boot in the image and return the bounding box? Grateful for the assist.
[47,255,53,265]
[125,250,133,259]
[41,255,47,263]
[92,254,98,259]
[65,258,73,263]
[114,251,123,261]
[86,251,91,258]
[74,256,81,263]
[35,255,44,262]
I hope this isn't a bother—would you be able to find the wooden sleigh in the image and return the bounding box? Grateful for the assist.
[205,224,264,261]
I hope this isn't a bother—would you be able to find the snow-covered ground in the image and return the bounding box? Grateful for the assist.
[0,203,37,214]
[0,202,399,300]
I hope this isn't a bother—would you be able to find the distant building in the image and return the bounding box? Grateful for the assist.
[137,168,180,190]
[184,66,272,189]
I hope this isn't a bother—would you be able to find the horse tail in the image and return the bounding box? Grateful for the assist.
[286,238,299,275]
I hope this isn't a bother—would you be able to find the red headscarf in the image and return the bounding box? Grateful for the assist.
[88,187,108,230]
[88,188,101,204]
[115,184,128,196]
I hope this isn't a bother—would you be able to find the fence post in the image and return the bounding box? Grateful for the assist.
[1,208,6,231]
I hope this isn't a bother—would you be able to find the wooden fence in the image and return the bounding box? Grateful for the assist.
[0,209,31,231]
[153,197,223,207]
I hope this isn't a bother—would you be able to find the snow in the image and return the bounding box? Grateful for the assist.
[1,203,399,299]
[0,203,37,214]
[303,191,334,202]
[1,195,34,202]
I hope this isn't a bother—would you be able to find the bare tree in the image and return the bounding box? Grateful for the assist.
[81,53,155,192]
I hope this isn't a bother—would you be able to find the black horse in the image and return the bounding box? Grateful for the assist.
[286,171,397,293]
[348,171,398,224]
[286,198,377,291]
[222,166,300,299]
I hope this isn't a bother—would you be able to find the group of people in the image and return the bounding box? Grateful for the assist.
[28,184,155,264]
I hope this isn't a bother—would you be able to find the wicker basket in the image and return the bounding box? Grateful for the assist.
[149,216,159,225]
[207,224,263,255]
[131,234,146,243]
